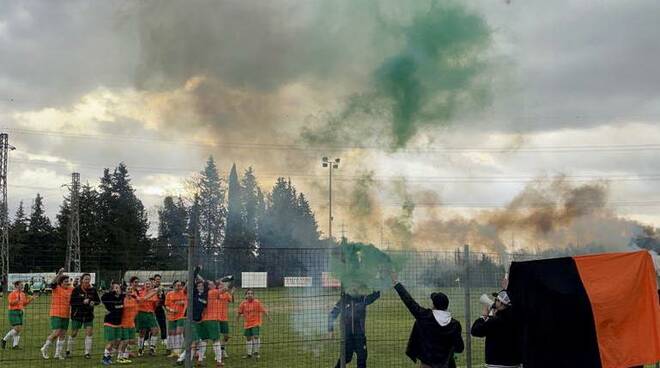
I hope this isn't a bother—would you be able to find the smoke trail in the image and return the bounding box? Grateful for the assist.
[303,0,493,148]
[347,171,382,241]
[385,180,416,248]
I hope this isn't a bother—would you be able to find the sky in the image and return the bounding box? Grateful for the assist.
[1,0,659,247]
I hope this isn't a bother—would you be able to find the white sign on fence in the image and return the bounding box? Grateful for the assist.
[284,276,313,287]
[241,272,267,288]
[67,272,97,285]
[8,273,55,291]
[8,272,97,291]
[322,272,341,288]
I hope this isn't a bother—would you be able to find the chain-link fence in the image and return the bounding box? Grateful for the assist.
[0,244,657,368]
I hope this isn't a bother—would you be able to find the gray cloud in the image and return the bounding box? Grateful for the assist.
[1,0,659,237]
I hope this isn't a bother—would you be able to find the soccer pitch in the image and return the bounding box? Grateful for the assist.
[1,287,488,368]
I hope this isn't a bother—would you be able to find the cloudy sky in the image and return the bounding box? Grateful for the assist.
[1,0,659,245]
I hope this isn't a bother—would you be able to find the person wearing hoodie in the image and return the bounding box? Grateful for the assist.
[471,290,521,368]
[390,273,464,368]
[328,286,381,368]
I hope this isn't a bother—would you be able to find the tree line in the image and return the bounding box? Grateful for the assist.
[8,157,330,281]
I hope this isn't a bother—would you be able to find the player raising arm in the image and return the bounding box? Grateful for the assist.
[2,280,37,349]
[40,268,73,360]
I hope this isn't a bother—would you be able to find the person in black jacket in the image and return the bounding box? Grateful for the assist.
[101,281,124,366]
[176,278,208,366]
[68,273,100,359]
[328,287,380,368]
[471,290,521,368]
[391,273,464,368]
[151,275,168,346]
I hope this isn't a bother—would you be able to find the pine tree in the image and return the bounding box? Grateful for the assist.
[258,178,322,284]
[9,202,29,272]
[96,164,150,273]
[155,196,188,269]
[222,164,253,274]
[196,156,226,256]
[27,194,56,271]
[242,167,260,249]
[79,183,100,270]
[54,195,71,270]
[293,193,321,246]
[112,163,150,269]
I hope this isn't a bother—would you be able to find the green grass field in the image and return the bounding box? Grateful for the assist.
[0,286,491,367]
[2,287,657,368]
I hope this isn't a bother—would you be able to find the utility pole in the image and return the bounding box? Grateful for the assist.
[65,173,81,272]
[0,133,14,294]
[321,157,340,239]
[379,225,384,248]
[340,222,347,242]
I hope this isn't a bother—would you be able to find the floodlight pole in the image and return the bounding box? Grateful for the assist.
[0,134,14,294]
[322,157,340,239]
[463,244,473,368]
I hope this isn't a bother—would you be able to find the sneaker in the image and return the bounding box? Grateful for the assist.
[84,353,91,359]
[56,354,65,360]
[102,356,113,366]
[138,348,144,357]
[66,350,71,358]
[119,357,133,364]
[242,354,252,359]
[254,352,260,360]
[1,339,6,349]
[215,362,224,368]
[149,346,156,356]
[40,346,49,359]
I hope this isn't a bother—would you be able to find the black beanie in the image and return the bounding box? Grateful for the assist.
[431,292,449,310]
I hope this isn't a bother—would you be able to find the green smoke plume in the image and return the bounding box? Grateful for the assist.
[304,0,492,148]
[330,242,404,292]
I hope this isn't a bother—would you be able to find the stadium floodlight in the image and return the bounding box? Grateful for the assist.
[321,156,341,239]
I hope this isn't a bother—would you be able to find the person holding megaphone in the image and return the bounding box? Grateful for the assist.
[471,290,521,368]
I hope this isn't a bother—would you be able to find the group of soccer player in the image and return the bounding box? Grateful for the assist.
[2,267,271,367]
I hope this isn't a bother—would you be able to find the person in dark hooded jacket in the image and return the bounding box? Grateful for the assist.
[328,288,380,368]
[471,290,521,368]
[391,273,464,368]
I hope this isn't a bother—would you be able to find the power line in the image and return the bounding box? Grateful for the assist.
[10,157,660,184]
[6,127,660,154]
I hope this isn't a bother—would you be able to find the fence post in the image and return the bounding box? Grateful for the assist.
[184,196,199,368]
[463,244,473,368]
[340,288,347,368]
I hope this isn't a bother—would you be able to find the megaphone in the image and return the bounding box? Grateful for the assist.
[479,294,494,306]
[220,275,234,283]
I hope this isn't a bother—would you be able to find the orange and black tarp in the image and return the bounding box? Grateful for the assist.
[508,251,660,368]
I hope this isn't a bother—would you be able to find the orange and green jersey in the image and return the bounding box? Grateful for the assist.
[238,299,267,329]
[8,290,32,311]
[50,286,72,318]
[120,294,139,328]
[137,289,159,313]
[165,290,187,321]
[202,289,233,322]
